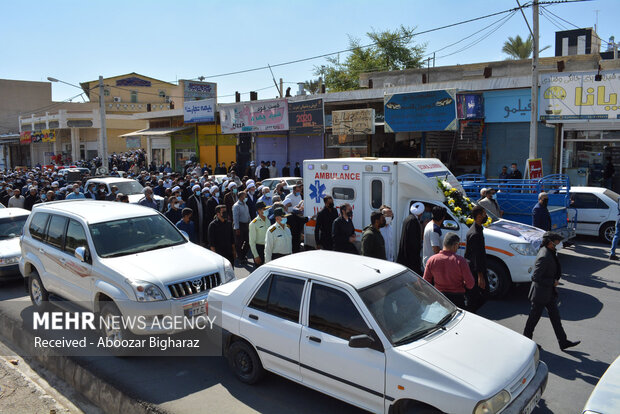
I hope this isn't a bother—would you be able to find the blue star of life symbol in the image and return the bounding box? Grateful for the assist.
[309,180,326,203]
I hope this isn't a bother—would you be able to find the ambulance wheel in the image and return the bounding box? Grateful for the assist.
[486,257,511,299]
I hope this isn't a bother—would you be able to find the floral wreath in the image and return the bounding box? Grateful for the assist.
[437,178,492,227]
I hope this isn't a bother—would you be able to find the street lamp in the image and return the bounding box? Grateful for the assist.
[48,75,108,164]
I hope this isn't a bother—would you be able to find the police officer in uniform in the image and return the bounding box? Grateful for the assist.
[249,201,269,267]
[265,207,292,262]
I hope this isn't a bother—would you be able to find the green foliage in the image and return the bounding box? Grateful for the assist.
[314,26,426,92]
[502,34,550,60]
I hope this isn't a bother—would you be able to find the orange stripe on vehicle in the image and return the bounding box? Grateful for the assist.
[307,219,316,227]
[485,246,514,257]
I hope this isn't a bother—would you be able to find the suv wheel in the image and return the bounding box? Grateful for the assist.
[29,271,50,311]
[227,340,264,384]
[99,302,131,356]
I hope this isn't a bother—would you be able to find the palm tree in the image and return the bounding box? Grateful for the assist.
[502,35,550,59]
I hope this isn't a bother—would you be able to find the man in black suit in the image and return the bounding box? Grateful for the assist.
[397,202,424,274]
[315,196,338,250]
[332,203,357,254]
[523,232,580,351]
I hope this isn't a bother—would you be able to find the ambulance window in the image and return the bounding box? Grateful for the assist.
[332,187,355,200]
[371,180,382,208]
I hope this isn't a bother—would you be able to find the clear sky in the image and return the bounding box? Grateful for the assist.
[2,0,618,104]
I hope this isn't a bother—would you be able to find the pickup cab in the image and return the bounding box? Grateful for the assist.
[209,251,548,414]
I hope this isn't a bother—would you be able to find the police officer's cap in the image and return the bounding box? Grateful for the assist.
[255,201,266,210]
[273,207,285,217]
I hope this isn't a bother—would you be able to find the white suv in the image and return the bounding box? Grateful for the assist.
[19,200,235,341]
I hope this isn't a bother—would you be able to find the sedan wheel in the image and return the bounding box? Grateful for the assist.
[228,340,264,384]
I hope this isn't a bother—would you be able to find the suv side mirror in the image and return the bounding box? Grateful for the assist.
[74,246,88,262]
[349,334,376,349]
[443,219,459,230]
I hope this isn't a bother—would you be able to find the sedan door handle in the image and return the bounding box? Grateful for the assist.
[249,314,259,321]
[308,336,321,343]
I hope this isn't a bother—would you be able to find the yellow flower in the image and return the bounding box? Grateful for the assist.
[483,217,492,227]
[444,191,450,196]
[466,218,474,225]
[448,199,455,205]
[450,188,457,193]
[465,197,470,202]
[454,206,462,213]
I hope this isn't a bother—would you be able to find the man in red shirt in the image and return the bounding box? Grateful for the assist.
[423,232,475,308]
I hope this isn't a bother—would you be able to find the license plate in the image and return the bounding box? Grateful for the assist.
[522,387,542,414]
[183,301,207,318]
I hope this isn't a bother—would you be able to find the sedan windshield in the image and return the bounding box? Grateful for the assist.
[109,181,144,195]
[359,271,457,346]
[0,216,28,240]
[89,215,186,258]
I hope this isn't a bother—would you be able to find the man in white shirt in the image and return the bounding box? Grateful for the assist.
[8,189,25,208]
[268,160,277,178]
[284,181,303,208]
[423,206,446,266]
[380,205,395,261]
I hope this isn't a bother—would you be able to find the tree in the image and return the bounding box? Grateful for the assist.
[502,34,550,60]
[313,26,426,92]
[303,79,321,94]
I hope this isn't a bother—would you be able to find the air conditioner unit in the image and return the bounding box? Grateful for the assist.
[164,96,171,103]
[384,82,395,88]
[113,97,122,103]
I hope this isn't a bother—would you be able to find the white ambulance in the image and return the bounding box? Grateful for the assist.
[303,158,545,298]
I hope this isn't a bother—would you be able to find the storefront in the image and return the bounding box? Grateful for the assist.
[287,99,325,165]
[540,70,620,191]
[197,124,236,169]
[171,129,198,172]
[219,98,289,171]
[485,88,555,178]
[325,108,375,159]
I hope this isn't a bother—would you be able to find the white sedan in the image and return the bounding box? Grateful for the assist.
[568,187,619,243]
[0,208,30,280]
[209,251,548,414]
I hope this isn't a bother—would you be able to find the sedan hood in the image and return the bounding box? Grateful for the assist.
[398,312,535,395]
[127,194,164,204]
[0,238,21,257]
[102,243,224,286]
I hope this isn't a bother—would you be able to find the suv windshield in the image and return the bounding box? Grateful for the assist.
[89,215,186,258]
[359,271,457,346]
[108,181,144,195]
[0,216,28,240]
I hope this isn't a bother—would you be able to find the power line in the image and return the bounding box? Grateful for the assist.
[195,0,589,80]
[542,4,611,45]
[540,7,569,31]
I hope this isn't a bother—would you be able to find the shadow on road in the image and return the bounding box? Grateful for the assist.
[541,349,609,387]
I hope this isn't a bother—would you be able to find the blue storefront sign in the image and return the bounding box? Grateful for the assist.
[483,89,531,123]
[184,98,215,123]
[384,89,457,132]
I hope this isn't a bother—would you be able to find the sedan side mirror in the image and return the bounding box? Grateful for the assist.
[349,334,376,349]
[74,246,89,263]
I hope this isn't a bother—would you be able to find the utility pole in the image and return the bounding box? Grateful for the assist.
[98,76,108,166]
[529,1,539,160]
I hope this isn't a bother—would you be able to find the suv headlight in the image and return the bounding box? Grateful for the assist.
[474,390,511,414]
[510,243,537,256]
[126,279,166,302]
[222,259,236,283]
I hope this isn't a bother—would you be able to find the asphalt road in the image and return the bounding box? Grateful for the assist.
[0,236,618,414]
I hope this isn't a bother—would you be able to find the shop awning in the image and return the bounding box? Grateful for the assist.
[120,126,193,137]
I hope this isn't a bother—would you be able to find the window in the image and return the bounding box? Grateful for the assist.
[371,179,383,209]
[29,213,49,241]
[46,215,68,250]
[571,193,599,209]
[103,89,110,96]
[309,284,369,341]
[64,219,88,256]
[158,90,166,98]
[332,187,355,201]
[130,91,138,103]
[248,274,305,323]
[0,216,28,240]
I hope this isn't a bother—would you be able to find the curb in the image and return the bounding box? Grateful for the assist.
[0,309,167,414]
